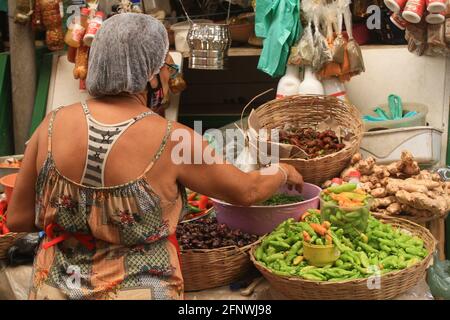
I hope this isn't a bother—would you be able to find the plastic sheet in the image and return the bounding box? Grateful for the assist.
[86,13,169,96]
[427,252,450,299]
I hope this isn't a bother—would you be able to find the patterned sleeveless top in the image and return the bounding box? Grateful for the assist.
[30,103,187,300]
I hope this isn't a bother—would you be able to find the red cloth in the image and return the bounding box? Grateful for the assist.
[43,223,95,250]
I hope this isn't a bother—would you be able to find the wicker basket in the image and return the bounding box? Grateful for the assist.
[0,232,26,260]
[181,241,257,292]
[250,217,436,300]
[249,95,364,185]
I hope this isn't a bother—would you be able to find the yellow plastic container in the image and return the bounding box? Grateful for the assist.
[303,241,341,267]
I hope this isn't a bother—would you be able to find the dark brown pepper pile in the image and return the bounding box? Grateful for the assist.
[280,128,345,158]
[176,217,259,250]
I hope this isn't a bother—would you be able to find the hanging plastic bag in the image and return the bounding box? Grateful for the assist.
[318,4,342,79]
[405,22,427,56]
[426,23,447,56]
[312,11,333,72]
[293,21,315,66]
[343,5,365,75]
[332,2,346,64]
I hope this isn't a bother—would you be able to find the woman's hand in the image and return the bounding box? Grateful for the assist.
[280,163,304,194]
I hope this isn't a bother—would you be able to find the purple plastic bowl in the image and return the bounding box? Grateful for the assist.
[213,183,322,235]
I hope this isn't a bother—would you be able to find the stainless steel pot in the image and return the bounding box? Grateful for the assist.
[187,23,232,70]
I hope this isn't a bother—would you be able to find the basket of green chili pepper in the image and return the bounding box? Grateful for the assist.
[250,211,435,300]
[320,183,372,236]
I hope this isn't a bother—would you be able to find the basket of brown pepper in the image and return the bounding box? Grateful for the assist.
[248,95,364,185]
[176,217,260,292]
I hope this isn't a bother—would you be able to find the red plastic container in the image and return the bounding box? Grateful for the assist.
[0,173,17,204]
[213,183,322,235]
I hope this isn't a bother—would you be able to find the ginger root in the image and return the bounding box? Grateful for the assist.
[386,178,429,194]
[386,202,402,215]
[351,153,362,165]
[400,204,435,218]
[355,157,376,176]
[371,196,396,209]
[399,151,420,176]
[371,187,387,198]
[396,190,448,216]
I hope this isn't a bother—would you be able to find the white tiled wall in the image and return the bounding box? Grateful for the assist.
[346,45,450,165]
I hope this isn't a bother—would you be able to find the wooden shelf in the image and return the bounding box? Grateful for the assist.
[181,46,262,58]
[180,44,407,58]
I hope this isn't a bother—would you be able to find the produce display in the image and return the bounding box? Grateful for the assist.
[254,210,428,281]
[176,217,259,250]
[259,193,304,206]
[279,128,345,158]
[324,151,450,219]
[320,183,372,235]
[184,192,213,222]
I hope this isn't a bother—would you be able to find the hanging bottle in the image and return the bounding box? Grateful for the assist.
[298,66,325,95]
[276,65,301,99]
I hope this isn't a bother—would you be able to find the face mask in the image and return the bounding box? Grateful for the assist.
[147,74,166,113]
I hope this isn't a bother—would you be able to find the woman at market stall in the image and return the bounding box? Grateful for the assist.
[7,13,303,300]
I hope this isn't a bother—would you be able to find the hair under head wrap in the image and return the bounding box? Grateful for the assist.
[86,13,169,96]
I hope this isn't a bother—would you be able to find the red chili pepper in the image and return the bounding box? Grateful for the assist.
[187,192,197,201]
[198,195,209,210]
[188,200,199,206]
[2,223,9,235]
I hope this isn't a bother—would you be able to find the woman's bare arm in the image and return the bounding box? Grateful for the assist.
[6,128,41,232]
[172,123,303,206]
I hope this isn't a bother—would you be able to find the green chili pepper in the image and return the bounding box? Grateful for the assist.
[299,222,315,236]
[380,244,392,253]
[405,246,427,258]
[378,238,394,247]
[285,241,302,264]
[269,240,290,251]
[373,230,393,239]
[327,233,347,253]
[301,273,324,281]
[358,241,379,253]
[266,252,285,263]
[335,259,344,267]
[340,262,353,270]
[345,211,362,220]
[272,270,291,276]
[326,183,357,194]
[266,246,276,256]
[359,251,370,268]
[255,246,264,261]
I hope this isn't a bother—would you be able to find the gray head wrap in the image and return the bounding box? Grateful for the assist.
[86,13,169,96]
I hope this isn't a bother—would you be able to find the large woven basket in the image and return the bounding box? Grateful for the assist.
[250,216,436,300]
[0,232,26,260]
[181,241,257,292]
[249,95,364,185]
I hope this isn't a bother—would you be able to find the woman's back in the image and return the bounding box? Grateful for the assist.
[29,97,186,300]
[37,98,174,189]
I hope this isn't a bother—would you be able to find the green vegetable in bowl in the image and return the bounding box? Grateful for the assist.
[259,193,304,206]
